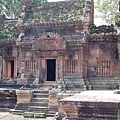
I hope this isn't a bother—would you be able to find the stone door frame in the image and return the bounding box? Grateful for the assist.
[3,58,17,79]
[40,56,58,82]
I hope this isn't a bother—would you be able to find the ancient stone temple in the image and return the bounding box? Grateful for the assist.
[0,0,120,90]
[0,0,95,90]
[0,0,119,90]
[0,0,120,119]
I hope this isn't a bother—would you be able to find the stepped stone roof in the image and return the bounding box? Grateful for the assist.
[0,0,93,42]
[26,0,86,23]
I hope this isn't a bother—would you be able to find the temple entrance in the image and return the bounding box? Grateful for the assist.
[7,60,14,78]
[47,59,56,81]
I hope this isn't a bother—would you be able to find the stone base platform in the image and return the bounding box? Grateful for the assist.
[59,90,120,120]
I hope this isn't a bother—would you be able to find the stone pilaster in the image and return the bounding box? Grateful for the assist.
[80,47,83,77]
[57,56,63,80]
[2,59,6,78]
[14,59,17,78]
[0,57,2,79]
[36,58,40,79]
[117,36,120,60]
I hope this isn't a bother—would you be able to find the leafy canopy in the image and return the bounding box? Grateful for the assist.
[95,0,118,25]
[0,0,47,19]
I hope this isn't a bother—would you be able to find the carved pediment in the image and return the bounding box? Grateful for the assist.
[35,33,65,50]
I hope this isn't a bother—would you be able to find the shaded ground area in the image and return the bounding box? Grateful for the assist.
[0,112,54,120]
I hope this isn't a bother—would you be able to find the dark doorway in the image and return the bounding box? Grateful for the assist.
[11,61,14,78]
[47,59,56,81]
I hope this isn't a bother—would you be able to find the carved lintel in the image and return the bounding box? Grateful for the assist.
[39,50,58,56]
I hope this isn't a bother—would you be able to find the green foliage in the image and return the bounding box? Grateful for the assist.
[0,22,19,38]
[95,0,118,25]
[0,0,24,18]
[115,12,120,22]
[90,23,117,35]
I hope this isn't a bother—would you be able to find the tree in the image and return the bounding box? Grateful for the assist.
[95,0,118,25]
[0,0,48,19]
[0,0,24,19]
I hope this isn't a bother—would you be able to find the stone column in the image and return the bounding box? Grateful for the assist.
[40,57,46,82]
[14,59,17,78]
[58,56,63,79]
[36,58,40,81]
[0,57,2,79]
[80,46,83,77]
[117,38,120,60]
[2,59,6,78]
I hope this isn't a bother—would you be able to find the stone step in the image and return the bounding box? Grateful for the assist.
[15,103,29,110]
[0,108,9,112]
[47,107,58,117]
[29,106,48,109]
[0,84,22,89]
[65,84,87,90]
[46,112,56,117]
[29,102,48,107]
[9,109,26,115]
[32,98,49,102]
[0,96,17,99]
[89,78,120,90]
[17,78,28,85]
[15,107,28,110]
[63,75,85,87]
[0,106,7,108]
[24,112,34,118]
[33,90,49,94]
[34,113,46,118]
[42,81,58,88]
[64,80,85,85]
[89,79,119,84]
[33,93,49,98]
[28,106,48,112]
[24,112,46,118]
[91,85,119,90]
[47,110,57,117]
[0,104,16,109]
[63,75,82,79]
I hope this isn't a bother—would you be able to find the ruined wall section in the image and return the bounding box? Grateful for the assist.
[87,35,120,79]
[18,43,37,78]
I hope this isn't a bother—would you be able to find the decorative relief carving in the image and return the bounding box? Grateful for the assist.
[39,39,58,50]
[35,34,66,57]
[35,34,65,51]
